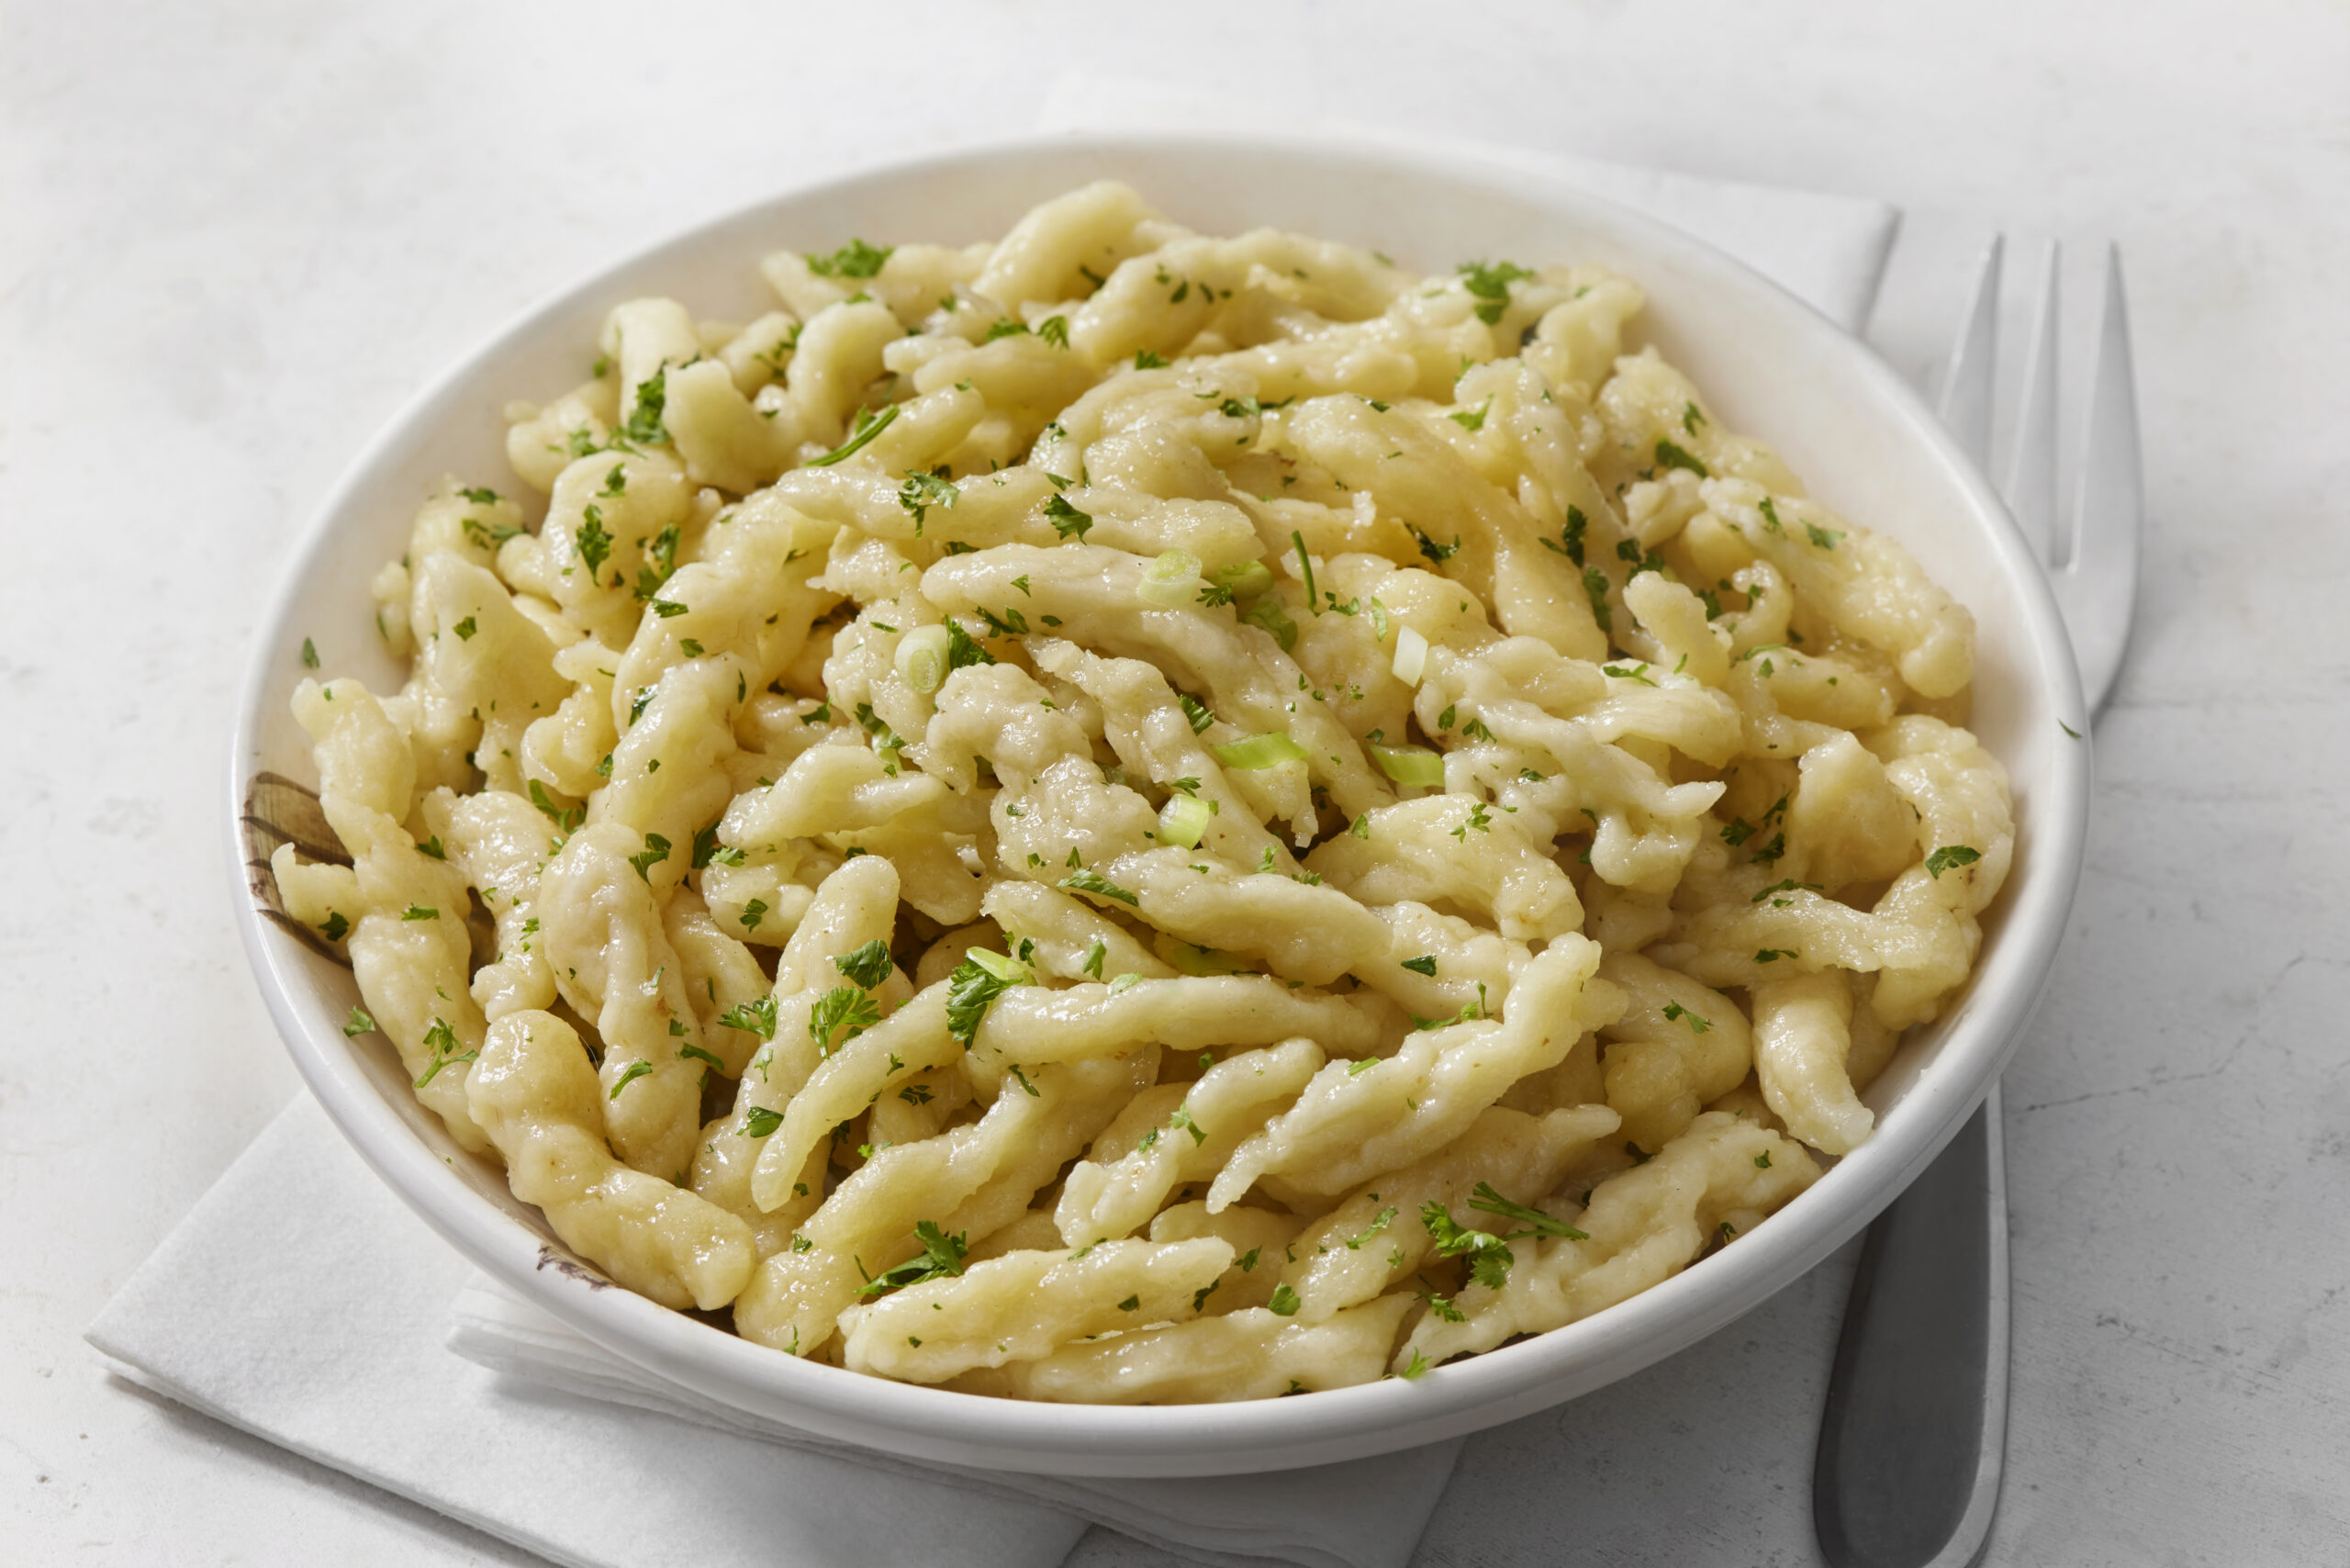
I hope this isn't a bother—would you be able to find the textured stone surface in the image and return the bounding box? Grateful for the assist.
[6,3,2345,1562]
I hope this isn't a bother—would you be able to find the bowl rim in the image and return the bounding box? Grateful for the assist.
[228,126,2090,1475]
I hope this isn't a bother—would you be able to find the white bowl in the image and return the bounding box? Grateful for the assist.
[229,131,2089,1477]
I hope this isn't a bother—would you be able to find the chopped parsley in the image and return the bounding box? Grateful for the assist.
[1268,1283,1302,1316]
[808,238,893,279]
[1561,506,1587,565]
[1411,981,1490,1032]
[575,509,612,575]
[1662,1002,1713,1035]
[718,995,778,1039]
[627,833,671,880]
[1617,537,1666,577]
[412,1017,476,1088]
[945,949,1029,1046]
[1292,531,1318,612]
[692,823,743,869]
[461,512,523,552]
[619,367,668,445]
[1059,868,1139,906]
[1412,528,1460,565]
[1401,955,1438,977]
[1044,494,1093,542]
[1420,1203,1517,1289]
[1458,259,1534,325]
[807,405,899,466]
[853,701,907,760]
[1924,845,1982,879]
[809,985,882,1055]
[834,939,894,990]
[1449,397,1494,431]
[945,619,995,672]
[1421,1289,1467,1324]
[1466,1182,1587,1239]
[1582,565,1614,634]
[1754,948,1798,963]
[526,779,583,834]
[633,522,681,601]
[1653,438,1708,476]
[898,466,958,529]
[607,1059,652,1099]
[1242,596,1296,650]
[858,1220,968,1298]
[341,1005,375,1036]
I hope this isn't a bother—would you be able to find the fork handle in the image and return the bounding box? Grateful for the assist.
[1814,1084,2011,1568]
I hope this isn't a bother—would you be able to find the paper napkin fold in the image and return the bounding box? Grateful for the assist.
[445,1278,1457,1568]
[91,114,1896,1568]
[1034,74,1899,333]
[89,1096,1456,1568]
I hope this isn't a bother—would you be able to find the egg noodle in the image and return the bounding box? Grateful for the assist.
[271,181,2011,1401]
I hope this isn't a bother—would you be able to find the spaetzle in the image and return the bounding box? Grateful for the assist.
[271,180,2011,1399]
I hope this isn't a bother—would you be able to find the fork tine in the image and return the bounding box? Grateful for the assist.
[1937,235,2003,471]
[2003,240,2062,559]
[2054,243,2142,711]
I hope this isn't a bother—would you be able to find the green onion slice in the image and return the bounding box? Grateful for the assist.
[1212,732,1310,770]
[1158,792,1217,848]
[1138,549,1204,610]
[1371,744,1447,788]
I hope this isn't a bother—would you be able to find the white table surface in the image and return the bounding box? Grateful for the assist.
[6,2,2347,1562]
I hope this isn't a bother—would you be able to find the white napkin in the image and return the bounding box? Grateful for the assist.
[1035,75,1899,333]
[88,120,1897,1568]
[90,1096,1451,1568]
[443,1278,1452,1568]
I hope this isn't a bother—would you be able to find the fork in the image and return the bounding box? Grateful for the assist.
[1811,237,2141,1568]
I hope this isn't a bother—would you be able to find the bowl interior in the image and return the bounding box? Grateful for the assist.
[231,132,2087,1476]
